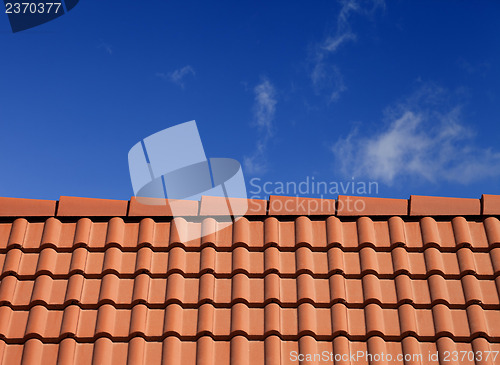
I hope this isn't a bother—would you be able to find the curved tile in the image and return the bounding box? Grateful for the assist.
[197,303,215,335]
[359,246,377,275]
[295,216,313,247]
[230,303,249,336]
[484,217,500,246]
[296,273,315,304]
[98,273,120,305]
[231,273,250,304]
[264,303,280,336]
[105,217,125,247]
[427,275,450,305]
[230,336,249,365]
[423,247,444,275]
[30,275,53,305]
[135,246,153,273]
[59,305,79,337]
[451,217,472,247]
[295,246,314,274]
[40,218,61,248]
[167,247,186,274]
[20,338,44,365]
[471,337,496,365]
[137,218,155,247]
[198,273,215,303]
[94,304,116,336]
[361,274,382,304]
[7,219,28,248]
[325,216,342,247]
[391,246,410,275]
[169,218,188,246]
[131,273,150,304]
[366,336,389,365]
[201,218,217,247]
[2,248,22,275]
[420,217,440,247]
[263,217,279,246]
[0,275,17,304]
[264,335,280,365]
[196,336,214,365]
[466,304,488,337]
[388,216,406,247]
[73,218,92,247]
[232,247,250,274]
[126,336,146,365]
[431,304,454,337]
[24,305,49,338]
[232,217,250,247]
[489,247,500,275]
[356,217,376,247]
[129,303,148,336]
[36,247,57,274]
[165,273,185,303]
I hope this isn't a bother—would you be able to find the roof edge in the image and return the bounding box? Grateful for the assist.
[0,194,497,217]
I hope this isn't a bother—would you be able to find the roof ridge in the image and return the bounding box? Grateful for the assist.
[0,194,499,217]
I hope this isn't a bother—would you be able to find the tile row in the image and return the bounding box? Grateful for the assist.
[0,302,499,341]
[1,246,500,279]
[3,194,500,217]
[2,336,499,365]
[1,273,499,309]
[2,216,500,251]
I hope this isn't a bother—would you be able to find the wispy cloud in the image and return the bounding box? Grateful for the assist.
[457,57,490,76]
[332,84,500,185]
[98,40,113,55]
[244,78,277,175]
[156,65,195,88]
[311,0,384,102]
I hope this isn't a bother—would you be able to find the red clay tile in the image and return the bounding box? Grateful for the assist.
[128,196,198,216]
[0,197,56,217]
[199,196,267,216]
[57,196,128,217]
[410,195,481,216]
[337,195,408,216]
[482,194,500,215]
[268,195,335,215]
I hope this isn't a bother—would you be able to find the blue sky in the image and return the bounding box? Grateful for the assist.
[1,0,500,201]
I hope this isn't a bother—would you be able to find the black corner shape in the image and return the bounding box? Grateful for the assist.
[4,0,80,33]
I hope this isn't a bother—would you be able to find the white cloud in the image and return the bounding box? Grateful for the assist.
[311,64,345,102]
[253,79,277,134]
[156,65,195,88]
[98,40,113,55]
[311,0,384,102]
[332,85,500,185]
[244,78,277,175]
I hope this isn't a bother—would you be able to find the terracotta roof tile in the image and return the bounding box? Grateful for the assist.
[482,194,500,215]
[0,197,56,217]
[337,195,408,216]
[268,195,335,215]
[410,195,481,216]
[199,196,267,216]
[57,196,128,217]
[128,196,199,216]
[1,195,500,364]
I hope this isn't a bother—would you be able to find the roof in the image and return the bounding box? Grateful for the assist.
[0,194,500,364]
